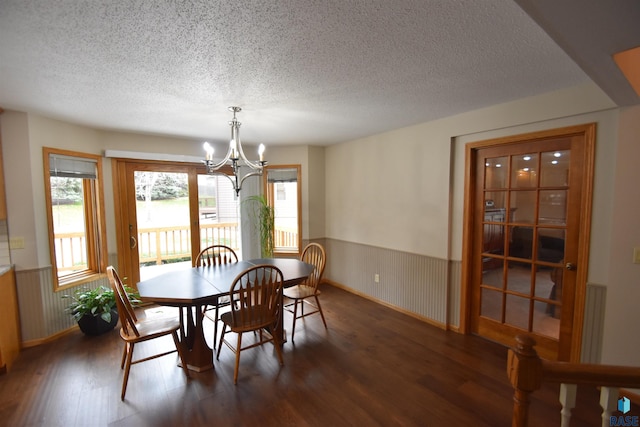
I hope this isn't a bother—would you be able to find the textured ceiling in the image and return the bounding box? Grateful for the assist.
[0,1,636,147]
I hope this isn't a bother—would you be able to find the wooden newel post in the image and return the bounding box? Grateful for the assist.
[507,335,543,427]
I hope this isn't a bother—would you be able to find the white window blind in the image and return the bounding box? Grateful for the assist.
[267,168,297,183]
[49,154,98,179]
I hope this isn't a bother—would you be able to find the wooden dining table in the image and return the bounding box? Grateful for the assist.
[136,257,314,372]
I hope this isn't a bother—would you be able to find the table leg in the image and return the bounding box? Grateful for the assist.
[177,305,214,372]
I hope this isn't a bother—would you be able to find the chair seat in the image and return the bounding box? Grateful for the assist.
[283,284,318,300]
[220,306,273,332]
[119,317,182,343]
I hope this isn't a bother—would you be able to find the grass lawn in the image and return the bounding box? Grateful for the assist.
[52,198,191,232]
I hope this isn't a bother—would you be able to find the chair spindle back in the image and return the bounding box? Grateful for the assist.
[107,266,140,337]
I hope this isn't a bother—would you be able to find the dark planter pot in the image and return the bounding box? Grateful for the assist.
[77,310,119,336]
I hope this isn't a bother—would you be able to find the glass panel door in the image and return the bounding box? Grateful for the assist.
[468,126,595,362]
[480,147,568,340]
[136,170,192,281]
[197,174,241,256]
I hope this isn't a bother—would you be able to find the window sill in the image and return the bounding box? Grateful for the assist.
[55,271,107,292]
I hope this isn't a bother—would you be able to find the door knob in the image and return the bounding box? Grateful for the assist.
[129,224,137,249]
[565,262,576,271]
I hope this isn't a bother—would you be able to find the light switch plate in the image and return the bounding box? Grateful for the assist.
[633,247,640,264]
[9,237,25,249]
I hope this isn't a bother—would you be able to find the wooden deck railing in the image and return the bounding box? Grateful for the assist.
[507,335,640,427]
[54,231,87,272]
[137,223,240,265]
[55,223,298,269]
[274,227,298,250]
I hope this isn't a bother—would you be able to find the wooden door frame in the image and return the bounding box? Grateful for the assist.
[112,158,228,287]
[459,123,596,362]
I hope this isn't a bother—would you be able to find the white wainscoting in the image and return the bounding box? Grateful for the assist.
[323,238,451,328]
[15,254,118,346]
[581,283,607,363]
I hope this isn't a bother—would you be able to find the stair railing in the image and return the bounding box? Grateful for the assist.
[507,334,640,427]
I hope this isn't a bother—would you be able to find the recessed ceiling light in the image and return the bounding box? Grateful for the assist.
[523,156,531,161]
[551,160,558,165]
[554,152,562,158]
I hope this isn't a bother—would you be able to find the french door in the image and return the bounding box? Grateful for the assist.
[113,159,239,286]
[464,124,595,362]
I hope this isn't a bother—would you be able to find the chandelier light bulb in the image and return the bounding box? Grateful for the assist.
[230,139,238,159]
[203,142,214,160]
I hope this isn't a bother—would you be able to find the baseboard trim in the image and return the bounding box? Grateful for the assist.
[323,279,448,330]
[21,325,79,349]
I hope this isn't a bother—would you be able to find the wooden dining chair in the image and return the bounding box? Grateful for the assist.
[216,265,285,384]
[283,242,327,342]
[196,245,238,348]
[106,266,190,401]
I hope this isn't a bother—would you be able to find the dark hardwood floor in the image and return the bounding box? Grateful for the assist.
[0,285,604,426]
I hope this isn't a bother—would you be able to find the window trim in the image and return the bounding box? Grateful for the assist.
[43,147,108,291]
[263,164,302,257]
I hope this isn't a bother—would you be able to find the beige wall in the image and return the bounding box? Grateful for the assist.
[326,124,453,258]
[601,104,640,367]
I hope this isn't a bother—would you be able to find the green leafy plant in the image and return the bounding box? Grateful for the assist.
[63,285,140,323]
[244,195,275,258]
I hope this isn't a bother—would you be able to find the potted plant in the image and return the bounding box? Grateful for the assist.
[63,285,140,336]
[244,195,275,257]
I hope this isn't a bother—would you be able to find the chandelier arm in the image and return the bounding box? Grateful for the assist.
[206,171,243,196]
[236,142,263,170]
[238,170,263,191]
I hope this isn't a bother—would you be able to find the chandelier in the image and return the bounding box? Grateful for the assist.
[202,106,266,196]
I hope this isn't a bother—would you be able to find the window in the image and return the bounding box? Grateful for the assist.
[44,148,107,290]
[264,166,301,255]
